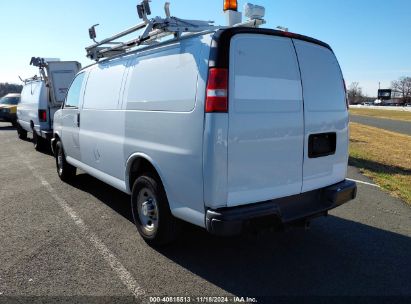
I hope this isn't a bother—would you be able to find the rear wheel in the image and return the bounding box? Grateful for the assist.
[17,124,27,140]
[55,141,76,182]
[33,131,46,151]
[131,173,180,245]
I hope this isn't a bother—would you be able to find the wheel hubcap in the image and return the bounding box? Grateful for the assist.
[136,188,159,236]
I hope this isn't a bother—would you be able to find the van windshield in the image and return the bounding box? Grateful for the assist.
[0,97,19,105]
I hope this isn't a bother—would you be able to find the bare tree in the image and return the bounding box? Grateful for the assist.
[391,76,411,104]
[0,83,23,98]
[347,82,363,104]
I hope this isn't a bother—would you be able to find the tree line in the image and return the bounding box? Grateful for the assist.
[0,83,23,98]
[348,76,411,105]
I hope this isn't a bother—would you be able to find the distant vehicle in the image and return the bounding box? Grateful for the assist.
[53,0,357,245]
[0,93,21,126]
[17,58,81,150]
[361,102,373,106]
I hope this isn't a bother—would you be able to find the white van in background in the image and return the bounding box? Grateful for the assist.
[17,58,81,151]
[53,2,356,245]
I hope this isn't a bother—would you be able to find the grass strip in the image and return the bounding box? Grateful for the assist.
[350,108,411,122]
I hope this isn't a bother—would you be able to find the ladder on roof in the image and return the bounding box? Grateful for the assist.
[85,0,265,61]
[29,57,50,83]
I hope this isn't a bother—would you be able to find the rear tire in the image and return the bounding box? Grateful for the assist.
[17,124,27,140]
[33,131,46,151]
[131,173,181,246]
[55,141,76,182]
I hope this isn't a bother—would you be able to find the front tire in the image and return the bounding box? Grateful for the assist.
[55,141,76,182]
[131,173,181,245]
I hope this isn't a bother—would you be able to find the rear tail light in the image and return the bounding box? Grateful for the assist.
[205,68,228,113]
[343,79,349,109]
[39,109,47,122]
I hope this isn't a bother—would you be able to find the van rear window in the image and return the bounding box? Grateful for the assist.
[230,34,302,113]
[293,41,346,112]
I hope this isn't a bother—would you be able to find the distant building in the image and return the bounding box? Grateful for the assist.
[378,89,404,105]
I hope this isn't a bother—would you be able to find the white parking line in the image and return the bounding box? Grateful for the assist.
[346,178,380,188]
[17,151,145,299]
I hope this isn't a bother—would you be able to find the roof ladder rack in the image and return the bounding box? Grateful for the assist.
[86,1,266,61]
[85,1,221,61]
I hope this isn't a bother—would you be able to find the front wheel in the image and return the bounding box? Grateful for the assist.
[55,141,76,182]
[131,173,181,246]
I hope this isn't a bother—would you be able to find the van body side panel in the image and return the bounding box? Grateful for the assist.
[293,40,348,192]
[203,113,229,209]
[122,35,211,225]
[80,58,129,181]
[227,34,304,207]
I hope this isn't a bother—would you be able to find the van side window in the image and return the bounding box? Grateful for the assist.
[83,61,125,110]
[65,73,85,108]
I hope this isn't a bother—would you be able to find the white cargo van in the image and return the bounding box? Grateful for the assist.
[17,58,81,150]
[53,2,356,244]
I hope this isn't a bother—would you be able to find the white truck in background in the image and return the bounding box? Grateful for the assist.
[53,1,357,245]
[17,58,81,151]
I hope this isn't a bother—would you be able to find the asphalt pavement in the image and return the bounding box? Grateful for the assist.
[350,115,411,136]
[0,122,411,303]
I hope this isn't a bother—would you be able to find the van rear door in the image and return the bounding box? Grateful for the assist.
[47,61,82,106]
[293,40,348,192]
[227,34,304,207]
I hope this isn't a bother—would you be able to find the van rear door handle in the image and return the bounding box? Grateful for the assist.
[308,132,336,158]
[77,113,80,127]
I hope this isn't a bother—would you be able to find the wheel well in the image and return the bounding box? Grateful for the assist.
[128,157,162,191]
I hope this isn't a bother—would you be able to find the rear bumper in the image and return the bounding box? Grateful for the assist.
[34,127,53,140]
[206,180,357,236]
[40,130,53,140]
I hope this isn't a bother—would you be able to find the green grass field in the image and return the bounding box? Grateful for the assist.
[349,122,411,205]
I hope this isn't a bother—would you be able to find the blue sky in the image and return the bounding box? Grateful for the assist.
[0,0,410,96]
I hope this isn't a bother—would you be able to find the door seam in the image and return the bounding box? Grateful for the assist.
[291,39,306,194]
